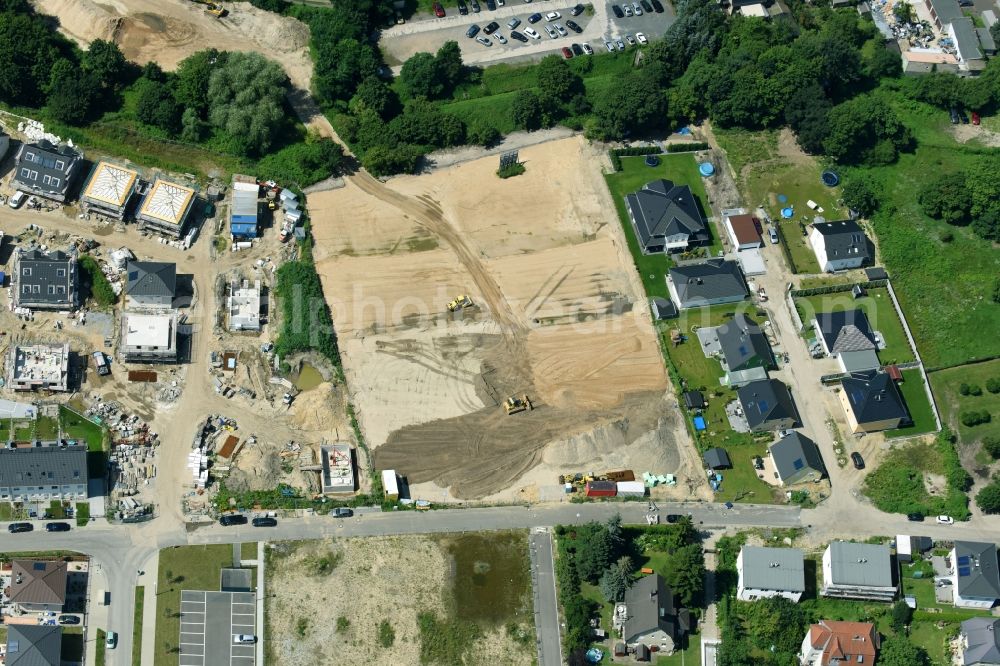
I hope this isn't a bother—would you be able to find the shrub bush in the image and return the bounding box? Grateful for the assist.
[983,436,1000,459]
[962,410,992,427]
[987,378,1000,394]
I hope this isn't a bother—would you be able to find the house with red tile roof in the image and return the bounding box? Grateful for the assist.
[799,620,880,666]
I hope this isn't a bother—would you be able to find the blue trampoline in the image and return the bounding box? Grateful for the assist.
[822,170,840,187]
[698,162,715,177]
[677,126,692,135]
[694,416,707,431]
[781,207,794,219]
[585,648,604,663]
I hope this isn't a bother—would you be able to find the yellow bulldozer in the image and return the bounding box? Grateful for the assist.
[189,0,228,17]
[503,395,533,415]
[447,294,473,312]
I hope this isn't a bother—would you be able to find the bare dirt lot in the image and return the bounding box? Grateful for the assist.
[266,533,534,666]
[309,137,688,500]
[32,0,313,89]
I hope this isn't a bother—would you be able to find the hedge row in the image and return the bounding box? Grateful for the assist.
[790,279,889,297]
[666,142,709,153]
[608,145,662,171]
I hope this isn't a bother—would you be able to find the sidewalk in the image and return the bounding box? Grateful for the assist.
[139,551,160,666]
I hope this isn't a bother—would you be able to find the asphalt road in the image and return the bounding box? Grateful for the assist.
[530,528,562,666]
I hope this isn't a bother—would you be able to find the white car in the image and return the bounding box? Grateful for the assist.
[8,190,26,209]
[633,1,643,14]
[545,11,561,21]
[524,27,541,39]
[555,23,567,36]
[623,4,633,16]
[495,32,507,44]
[105,631,117,649]
[936,515,954,525]
[583,43,594,55]
[604,41,614,52]
[476,35,493,46]
[233,634,257,644]
[636,32,648,45]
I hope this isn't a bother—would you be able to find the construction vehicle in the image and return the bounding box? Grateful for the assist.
[189,0,228,17]
[503,394,533,415]
[447,294,474,312]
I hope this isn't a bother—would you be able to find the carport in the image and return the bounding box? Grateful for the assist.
[180,590,256,666]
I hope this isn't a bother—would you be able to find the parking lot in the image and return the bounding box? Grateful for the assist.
[179,590,256,666]
[382,1,676,70]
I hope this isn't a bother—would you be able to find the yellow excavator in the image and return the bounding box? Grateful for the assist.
[503,395,533,415]
[189,0,228,18]
[447,294,473,312]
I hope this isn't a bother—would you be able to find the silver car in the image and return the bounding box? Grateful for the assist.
[507,16,521,29]
[633,1,643,14]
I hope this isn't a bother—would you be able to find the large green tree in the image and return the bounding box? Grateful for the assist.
[399,52,444,100]
[174,49,224,113]
[599,556,633,602]
[663,543,704,605]
[878,635,929,666]
[977,479,1000,514]
[0,10,74,106]
[588,71,668,140]
[82,40,135,92]
[46,61,101,125]
[741,596,807,655]
[918,172,971,225]
[206,51,290,156]
[823,94,911,165]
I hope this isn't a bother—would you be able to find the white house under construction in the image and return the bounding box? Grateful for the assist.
[121,310,179,363]
[7,344,70,392]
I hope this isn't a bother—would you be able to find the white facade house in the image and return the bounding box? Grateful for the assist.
[951,542,1000,609]
[821,541,896,601]
[737,546,805,602]
[808,220,872,272]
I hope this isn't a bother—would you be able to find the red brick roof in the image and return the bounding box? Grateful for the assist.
[727,214,762,245]
[808,620,879,665]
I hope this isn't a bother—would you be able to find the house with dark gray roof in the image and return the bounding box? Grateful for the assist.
[838,370,910,433]
[126,260,176,309]
[737,546,805,602]
[650,297,678,320]
[667,259,748,310]
[0,442,89,502]
[951,542,1000,609]
[620,574,692,652]
[822,541,896,601]
[704,447,731,470]
[960,617,1000,665]
[5,625,62,666]
[809,220,872,272]
[950,17,988,71]
[11,140,83,203]
[624,180,709,254]
[9,560,68,613]
[12,248,79,311]
[0,130,9,162]
[769,432,826,485]
[716,314,774,386]
[814,309,880,373]
[737,379,799,432]
[925,0,962,30]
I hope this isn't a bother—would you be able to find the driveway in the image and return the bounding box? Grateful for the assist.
[529,528,562,666]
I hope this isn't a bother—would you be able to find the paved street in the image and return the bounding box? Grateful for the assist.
[529,528,562,666]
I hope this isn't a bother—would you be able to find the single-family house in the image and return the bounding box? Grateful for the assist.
[737,379,799,432]
[125,261,176,309]
[121,310,179,363]
[769,431,826,485]
[950,17,989,72]
[667,259,748,310]
[5,625,62,666]
[650,297,678,320]
[838,370,910,433]
[704,447,731,470]
[925,0,962,30]
[80,161,139,220]
[809,220,872,272]
[0,441,89,501]
[813,309,880,373]
[723,210,763,249]
[800,620,880,666]
[620,574,692,653]
[737,546,806,602]
[821,541,896,601]
[13,249,79,311]
[715,314,774,386]
[11,139,83,203]
[624,179,709,254]
[959,617,1000,666]
[951,541,1000,609]
[8,560,68,613]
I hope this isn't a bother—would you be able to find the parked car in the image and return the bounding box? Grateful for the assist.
[851,452,865,470]
[959,108,969,124]
[432,2,445,17]
[623,4,633,16]
[507,16,521,29]
[333,508,354,518]
[458,0,468,14]
[476,35,493,46]
[566,19,582,32]
[106,632,118,649]
[616,39,625,50]
[528,12,542,23]
[632,2,643,15]
[8,190,26,209]
[582,43,594,55]
[626,34,636,45]
[641,0,654,11]
[511,30,528,41]
[233,634,256,644]
[936,515,954,525]
[524,27,541,39]
[571,4,585,15]
[906,512,924,522]
[612,4,625,17]
[562,46,573,58]
[555,23,567,35]
[495,32,507,44]
[949,107,960,124]
[651,0,665,10]
[58,615,80,626]
[571,42,584,55]
[972,111,981,125]
[665,514,681,523]
[485,0,496,9]
[636,32,648,44]
[471,0,481,12]
[545,25,558,38]
[251,517,277,527]
[219,514,248,527]
[545,11,561,21]
[92,350,110,376]
[466,24,481,38]
[8,522,33,533]
[604,41,615,52]
[768,227,779,244]
[45,522,71,532]
[484,21,499,34]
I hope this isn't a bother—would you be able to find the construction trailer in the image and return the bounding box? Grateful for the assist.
[382,469,400,501]
[616,481,646,497]
[585,480,617,497]
[230,175,259,240]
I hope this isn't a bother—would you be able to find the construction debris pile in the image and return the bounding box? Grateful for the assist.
[188,415,241,489]
[86,399,159,447]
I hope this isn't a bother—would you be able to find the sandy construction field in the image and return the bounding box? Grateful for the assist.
[32,0,313,89]
[309,137,688,499]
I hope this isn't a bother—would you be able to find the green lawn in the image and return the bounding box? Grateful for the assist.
[241,541,258,560]
[60,406,107,451]
[95,629,107,666]
[776,215,822,274]
[929,359,1000,447]
[154,545,235,666]
[75,503,90,527]
[886,369,938,438]
[909,619,953,665]
[862,439,969,519]
[133,587,145,666]
[604,154,715,300]
[794,287,915,364]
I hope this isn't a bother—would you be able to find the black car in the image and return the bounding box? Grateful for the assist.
[528,12,542,23]
[851,452,865,470]
[641,0,654,12]
[58,615,81,626]
[8,522,33,533]
[565,19,582,33]
[458,0,468,14]
[510,30,528,42]
[612,4,624,17]
[45,522,71,532]
[570,3,585,15]
[252,517,277,527]
[665,514,681,524]
[571,42,584,55]
[949,107,960,124]
[484,21,499,34]
[466,24,481,38]
[485,0,496,9]
[219,514,248,527]
[471,0,481,12]
[333,508,354,518]
[651,0,665,11]
[907,512,925,522]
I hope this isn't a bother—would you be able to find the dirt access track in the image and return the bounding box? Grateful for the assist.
[309,137,686,500]
[32,0,313,90]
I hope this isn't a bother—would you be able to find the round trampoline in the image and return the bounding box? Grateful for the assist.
[645,154,660,167]
[781,207,795,219]
[698,162,715,177]
[822,170,840,187]
[777,194,788,203]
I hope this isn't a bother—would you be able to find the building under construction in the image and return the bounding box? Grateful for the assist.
[7,343,70,392]
[321,443,355,495]
[120,310,179,363]
[228,279,262,332]
[79,161,139,220]
[136,178,196,238]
